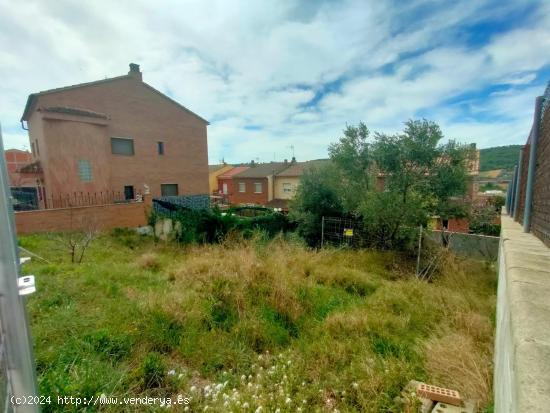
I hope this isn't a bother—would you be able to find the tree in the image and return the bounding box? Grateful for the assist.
[369,119,474,247]
[328,122,373,210]
[289,163,344,246]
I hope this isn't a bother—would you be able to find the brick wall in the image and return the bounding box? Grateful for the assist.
[14,197,151,234]
[230,177,270,205]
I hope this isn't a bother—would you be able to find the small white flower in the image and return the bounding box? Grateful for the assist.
[190,385,197,393]
[243,402,249,409]
[178,373,184,379]
[287,360,291,365]
[258,355,263,360]
[255,407,263,413]
[168,369,176,376]
[184,407,189,412]
[302,399,307,404]
[275,409,281,413]
[297,408,302,412]
[285,397,292,404]
[241,375,247,381]
[352,382,359,389]
[224,401,229,407]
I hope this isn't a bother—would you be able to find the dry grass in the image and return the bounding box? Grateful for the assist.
[23,231,496,412]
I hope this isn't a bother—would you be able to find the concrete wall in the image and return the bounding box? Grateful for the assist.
[14,197,150,234]
[494,214,550,412]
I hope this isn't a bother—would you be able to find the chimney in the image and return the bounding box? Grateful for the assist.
[128,63,142,80]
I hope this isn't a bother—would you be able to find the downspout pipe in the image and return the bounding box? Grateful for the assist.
[512,150,523,220]
[523,96,544,232]
[509,166,518,217]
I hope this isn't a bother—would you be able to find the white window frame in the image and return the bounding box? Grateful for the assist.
[238,182,246,193]
[254,182,262,193]
[282,182,292,193]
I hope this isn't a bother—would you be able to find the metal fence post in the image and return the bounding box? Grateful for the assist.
[509,165,518,217]
[512,150,523,220]
[0,124,39,412]
[321,216,325,248]
[523,96,544,232]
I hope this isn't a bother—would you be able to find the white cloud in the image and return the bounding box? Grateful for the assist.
[0,0,549,163]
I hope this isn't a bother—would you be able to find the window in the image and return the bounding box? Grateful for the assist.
[222,183,228,195]
[238,182,246,193]
[254,182,262,193]
[124,185,135,200]
[161,183,179,196]
[78,160,93,182]
[157,141,164,155]
[283,182,292,193]
[111,137,134,155]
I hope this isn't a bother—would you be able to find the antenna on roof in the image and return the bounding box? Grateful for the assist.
[287,145,295,158]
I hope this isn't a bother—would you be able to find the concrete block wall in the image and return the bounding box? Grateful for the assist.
[494,214,550,412]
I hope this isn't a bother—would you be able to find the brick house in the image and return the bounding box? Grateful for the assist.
[4,149,34,187]
[20,63,209,207]
[209,164,233,194]
[216,166,249,203]
[231,163,289,205]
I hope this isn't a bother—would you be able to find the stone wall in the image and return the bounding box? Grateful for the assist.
[494,214,550,411]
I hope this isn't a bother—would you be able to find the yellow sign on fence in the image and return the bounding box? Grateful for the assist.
[343,228,354,237]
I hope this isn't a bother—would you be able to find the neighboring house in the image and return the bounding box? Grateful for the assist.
[4,149,34,187]
[217,166,249,204]
[4,149,42,210]
[20,63,209,207]
[231,162,289,205]
[269,159,330,210]
[209,164,233,194]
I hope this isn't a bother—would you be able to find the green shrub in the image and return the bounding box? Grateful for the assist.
[140,352,165,388]
[83,329,132,361]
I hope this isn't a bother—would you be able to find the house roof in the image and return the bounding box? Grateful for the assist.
[276,159,331,177]
[209,164,229,173]
[218,166,249,179]
[21,66,209,124]
[233,162,289,179]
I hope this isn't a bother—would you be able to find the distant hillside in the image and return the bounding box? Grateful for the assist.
[479,145,522,172]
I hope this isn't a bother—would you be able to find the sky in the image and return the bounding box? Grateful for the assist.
[1,0,550,164]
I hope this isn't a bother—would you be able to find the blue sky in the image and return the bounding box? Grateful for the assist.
[1,0,549,163]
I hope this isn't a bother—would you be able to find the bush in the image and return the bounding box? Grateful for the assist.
[151,207,291,245]
[140,352,165,388]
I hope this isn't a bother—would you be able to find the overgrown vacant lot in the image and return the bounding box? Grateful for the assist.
[21,231,496,412]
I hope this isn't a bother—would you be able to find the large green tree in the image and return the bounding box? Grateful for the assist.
[328,122,373,211]
[289,163,344,246]
[368,119,474,247]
